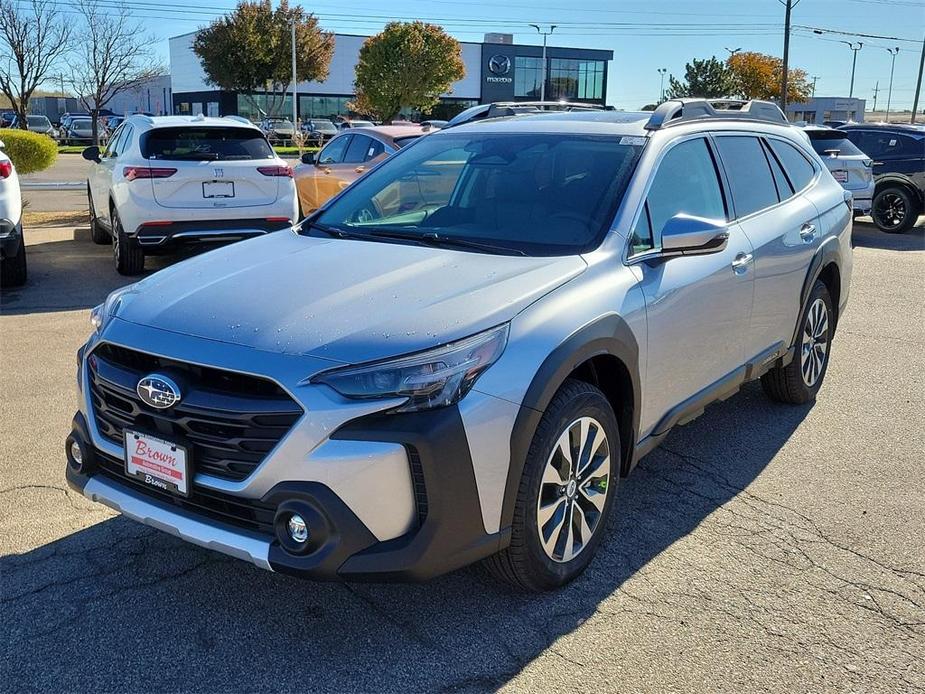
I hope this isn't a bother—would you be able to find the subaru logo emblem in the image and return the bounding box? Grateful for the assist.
[136,374,181,409]
[488,55,511,76]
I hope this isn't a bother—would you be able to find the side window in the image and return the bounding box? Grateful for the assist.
[630,204,653,255]
[115,125,134,157]
[104,125,125,158]
[714,135,779,217]
[365,138,386,162]
[767,139,816,192]
[318,135,350,165]
[343,135,372,164]
[762,140,795,201]
[640,137,726,252]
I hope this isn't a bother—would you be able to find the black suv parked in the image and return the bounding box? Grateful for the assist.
[839,123,925,233]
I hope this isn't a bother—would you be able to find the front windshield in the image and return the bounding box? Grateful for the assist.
[313,132,644,256]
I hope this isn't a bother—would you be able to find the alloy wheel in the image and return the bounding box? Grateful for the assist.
[801,297,829,387]
[536,416,611,563]
[874,192,906,230]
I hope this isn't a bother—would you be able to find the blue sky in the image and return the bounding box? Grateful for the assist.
[109,0,925,110]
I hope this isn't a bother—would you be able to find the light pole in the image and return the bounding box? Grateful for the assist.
[841,41,863,98]
[530,24,556,102]
[290,19,298,132]
[657,68,667,102]
[725,47,741,57]
[885,47,899,122]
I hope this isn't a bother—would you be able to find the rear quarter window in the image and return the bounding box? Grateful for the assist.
[141,127,274,161]
[767,139,816,192]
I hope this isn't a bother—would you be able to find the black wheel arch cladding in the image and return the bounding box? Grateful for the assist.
[502,314,640,532]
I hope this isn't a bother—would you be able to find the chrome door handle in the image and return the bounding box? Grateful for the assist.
[800,223,816,240]
[731,252,753,271]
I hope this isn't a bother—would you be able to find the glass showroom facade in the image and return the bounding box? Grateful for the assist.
[514,57,605,101]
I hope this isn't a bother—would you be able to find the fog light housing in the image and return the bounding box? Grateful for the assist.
[70,440,83,466]
[287,514,309,543]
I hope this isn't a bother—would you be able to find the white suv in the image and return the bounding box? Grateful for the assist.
[83,115,298,275]
[0,138,26,287]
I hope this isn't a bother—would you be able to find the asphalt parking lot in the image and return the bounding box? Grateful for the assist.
[2,220,923,693]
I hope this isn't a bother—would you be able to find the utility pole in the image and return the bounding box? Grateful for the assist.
[530,24,556,101]
[872,81,880,112]
[885,47,899,123]
[657,68,667,102]
[290,19,298,132]
[913,34,925,124]
[842,41,863,97]
[811,75,819,98]
[779,0,801,112]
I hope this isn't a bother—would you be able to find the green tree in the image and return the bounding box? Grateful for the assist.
[193,0,333,117]
[665,57,734,99]
[351,21,465,123]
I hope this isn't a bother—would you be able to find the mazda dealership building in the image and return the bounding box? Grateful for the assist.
[168,31,613,121]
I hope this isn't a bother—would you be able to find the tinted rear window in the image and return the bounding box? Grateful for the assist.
[715,135,780,217]
[807,133,864,157]
[141,127,274,161]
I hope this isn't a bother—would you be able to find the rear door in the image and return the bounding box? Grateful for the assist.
[296,134,352,213]
[90,123,131,224]
[143,126,281,210]
[631,136,755,435]
[713,133,822,359]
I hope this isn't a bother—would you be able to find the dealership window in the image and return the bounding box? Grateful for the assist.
[514,57,544,98]
[236,94,293,122]
[548,59,604,101]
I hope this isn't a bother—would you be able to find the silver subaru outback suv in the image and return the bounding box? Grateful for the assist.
[66,100,852,591]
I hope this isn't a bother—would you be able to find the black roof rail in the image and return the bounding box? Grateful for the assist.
[645,98,788,131]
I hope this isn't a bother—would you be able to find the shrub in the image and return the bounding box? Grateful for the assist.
[0,128,58,174]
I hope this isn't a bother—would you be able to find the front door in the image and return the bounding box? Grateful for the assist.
[628,136,755,436]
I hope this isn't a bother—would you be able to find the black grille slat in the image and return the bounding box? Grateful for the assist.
[88,343,303,482]
[94,451,276,534]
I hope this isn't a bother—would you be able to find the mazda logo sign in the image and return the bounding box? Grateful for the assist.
[488,55,511,76]
[137,374,182,410]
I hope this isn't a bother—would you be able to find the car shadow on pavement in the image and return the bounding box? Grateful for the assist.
[2,382,811,692]
[2,232,188,316]
[851,219,925,252]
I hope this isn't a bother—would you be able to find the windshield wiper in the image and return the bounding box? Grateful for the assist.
[366,229,527,256]
[299,221,375,241]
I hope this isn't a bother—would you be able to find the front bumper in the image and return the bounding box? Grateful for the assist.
[67,328,512,580]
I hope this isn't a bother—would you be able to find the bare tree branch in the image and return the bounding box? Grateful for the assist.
[0,0,71,129]
[67,0,164,144]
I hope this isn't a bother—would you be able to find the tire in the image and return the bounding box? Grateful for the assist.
[112,209,144,275]
[88,186,109,245]
[761,280,834,405]
[872,186,919,234]
[484,379,620,591]
[0,234,27,288]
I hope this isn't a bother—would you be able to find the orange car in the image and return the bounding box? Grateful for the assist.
[293,125,428,215]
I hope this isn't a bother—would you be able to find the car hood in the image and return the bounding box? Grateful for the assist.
[113,231,587,363]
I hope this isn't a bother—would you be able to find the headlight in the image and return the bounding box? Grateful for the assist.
[311,324,509,413]
[89,285,135,334]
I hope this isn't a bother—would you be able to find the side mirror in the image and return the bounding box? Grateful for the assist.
[82,145,101,163]
[301,151,316,165]
[660,214,729,257]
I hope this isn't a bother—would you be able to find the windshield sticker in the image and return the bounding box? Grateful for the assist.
[620,136,647,146]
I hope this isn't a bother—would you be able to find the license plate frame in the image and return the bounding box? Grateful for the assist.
[124,430,191,497]
[202,181,235,199]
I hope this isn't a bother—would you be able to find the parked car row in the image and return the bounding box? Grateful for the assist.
[804,122,924,233]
